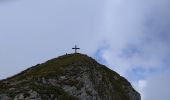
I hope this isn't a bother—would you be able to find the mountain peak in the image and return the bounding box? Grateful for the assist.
[0,53,141,100]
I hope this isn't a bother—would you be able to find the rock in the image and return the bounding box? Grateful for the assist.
[0,94,9,100]
[0,53,141,100]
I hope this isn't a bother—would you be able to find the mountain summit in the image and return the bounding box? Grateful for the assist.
[0,53,140,100]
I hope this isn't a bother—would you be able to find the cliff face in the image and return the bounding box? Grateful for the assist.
[0,53,140,100]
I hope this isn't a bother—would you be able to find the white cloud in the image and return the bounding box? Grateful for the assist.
[96,0,170,75]
[143,70,170,100]
[94,1,170,99]
[132,69,170,100]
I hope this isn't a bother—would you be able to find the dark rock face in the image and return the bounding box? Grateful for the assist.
[0,53,141,100]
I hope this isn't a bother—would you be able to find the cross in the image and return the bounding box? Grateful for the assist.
[72,45,80,53]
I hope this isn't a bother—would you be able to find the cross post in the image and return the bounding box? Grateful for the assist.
[72,45,80,53]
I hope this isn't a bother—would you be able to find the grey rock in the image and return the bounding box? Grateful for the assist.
[0,94,9,100]
[0,53,141,100]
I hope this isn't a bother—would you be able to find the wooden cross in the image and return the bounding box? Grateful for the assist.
[72,45,80,53]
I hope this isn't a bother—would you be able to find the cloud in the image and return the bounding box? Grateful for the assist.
[142,69,170,100]
[95,0,170,75]
[92,1,170,98]
[132,69,170,100]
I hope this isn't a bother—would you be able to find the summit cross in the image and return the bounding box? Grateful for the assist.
[72,45,80,53]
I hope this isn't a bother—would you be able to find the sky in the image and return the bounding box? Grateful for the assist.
[0,0,170,100]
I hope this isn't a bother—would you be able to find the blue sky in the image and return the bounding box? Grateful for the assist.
[0,0,170,100]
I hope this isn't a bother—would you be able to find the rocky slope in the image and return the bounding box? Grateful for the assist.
[0,53,140,100]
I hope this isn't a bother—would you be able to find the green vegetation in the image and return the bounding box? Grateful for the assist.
[0,53,139,100]
[95,65,131,100]
[8,53,96,81]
